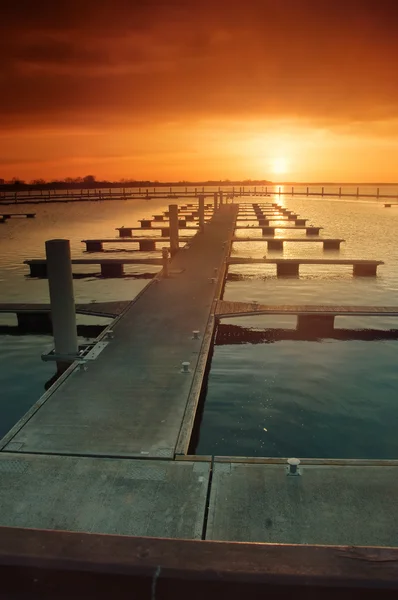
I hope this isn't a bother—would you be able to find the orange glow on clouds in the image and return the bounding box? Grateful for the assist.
[1,1,398,182]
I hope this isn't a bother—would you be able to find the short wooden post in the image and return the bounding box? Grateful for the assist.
[322,187,324,196]
[219,190,224,205]
[198,195,205,231]
[307,187,309,196]
[356,187,359,198]
[214,192,218,211]
[339,187,342,197]
[377,187,379,199]
[292,186,294,195]
[169,204,179,256]
[162,247,169,277]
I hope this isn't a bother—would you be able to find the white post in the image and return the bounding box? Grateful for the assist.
[162,247,169,277]
[169,204,179,256]
[45,239,78,365]
[198,195,205,231]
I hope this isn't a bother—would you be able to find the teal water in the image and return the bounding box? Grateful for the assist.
[195,193,398,458]
[1,189,398,457]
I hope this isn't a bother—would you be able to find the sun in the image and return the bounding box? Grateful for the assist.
[271,157,288,175]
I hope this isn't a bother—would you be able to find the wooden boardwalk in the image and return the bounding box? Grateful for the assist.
[1,200,397,555]
[227,257,383,276]
[82,236,193,251]
[0,301,130,318]
[232,237,344,249]
[24,258,164,277]
[0,212,35,219]
[2,205,238,459]
[215,301,398,319]
[206,458,398,547]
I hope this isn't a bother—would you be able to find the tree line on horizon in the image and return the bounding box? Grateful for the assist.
[0,175,273,190]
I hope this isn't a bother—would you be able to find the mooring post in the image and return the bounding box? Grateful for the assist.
[377,187,380,199]
[307,186,309,196]
[219,190,224,205]
[45,239,78,372]
[214,192,218,211]
[339,187,342,197]
[198,195,205,232]
[322,186,324,196]
[169,204,179,256]
[162,247,169,277]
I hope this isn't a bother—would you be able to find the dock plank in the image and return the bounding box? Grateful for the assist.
[215,300,398,318]
[0,454,209,539]
[232,237,343,243]
[206,461,398,547]
[0,301,130,317]
[227,257,383,265]
[25,258,164,266]
[3,206,238,458]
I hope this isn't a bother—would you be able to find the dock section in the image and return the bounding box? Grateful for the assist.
[0,453,209,539]
[206,458,398,547]
[2,205,238,459]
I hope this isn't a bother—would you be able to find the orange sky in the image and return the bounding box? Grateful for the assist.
[1,0,398,182]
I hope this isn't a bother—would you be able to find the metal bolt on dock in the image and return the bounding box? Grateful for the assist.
[287,457,301,476]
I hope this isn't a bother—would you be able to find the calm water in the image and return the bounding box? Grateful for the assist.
[1,188,398,458]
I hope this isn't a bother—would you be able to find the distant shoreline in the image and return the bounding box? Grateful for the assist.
[0,181,397,192]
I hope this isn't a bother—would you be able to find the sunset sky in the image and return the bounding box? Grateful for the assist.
[1,0,398,182]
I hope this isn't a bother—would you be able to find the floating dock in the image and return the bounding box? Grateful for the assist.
[227,257,383,276]
[232,237,344,250]
[24,257,164,278]
[2,205,237,459]
[1,198,397,591]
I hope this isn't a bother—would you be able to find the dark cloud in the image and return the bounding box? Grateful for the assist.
[1,0,398,129]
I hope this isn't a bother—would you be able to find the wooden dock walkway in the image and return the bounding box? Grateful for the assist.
[0,301,131,335]
[234,226,322,236]
[0,212,35,219]
[227,257,383,276]
[82,236,193,251]
[215,301,398,319]
[1,200,397,558]
[2,205,238,459]
[0,301,130,317]
[232,237,344,249]
[24,257,164,277]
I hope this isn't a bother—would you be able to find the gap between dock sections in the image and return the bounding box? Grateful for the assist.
[0,205,238,460]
